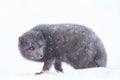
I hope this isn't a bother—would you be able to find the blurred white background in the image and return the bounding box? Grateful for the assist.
[0,0,120,79]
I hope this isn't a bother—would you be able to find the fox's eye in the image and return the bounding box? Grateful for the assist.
[28,46,35,50]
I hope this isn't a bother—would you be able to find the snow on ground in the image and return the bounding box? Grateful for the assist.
[0,61,120,80]
[0,0,120,80]
[0,66,120,80]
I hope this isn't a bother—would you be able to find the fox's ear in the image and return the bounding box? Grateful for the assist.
[35,31,46,40]
[19,36,24,42]
[19,36,22,42]
[19,36,25,46]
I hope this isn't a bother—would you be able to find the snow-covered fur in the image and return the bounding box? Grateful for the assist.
[18,24,107,74]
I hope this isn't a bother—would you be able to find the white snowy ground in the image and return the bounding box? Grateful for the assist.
[0,0,120,80]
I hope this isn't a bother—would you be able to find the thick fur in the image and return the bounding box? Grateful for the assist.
[18,24,107,74]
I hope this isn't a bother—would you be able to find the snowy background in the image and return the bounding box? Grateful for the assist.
[0,0,120,80]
